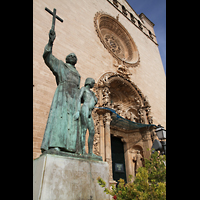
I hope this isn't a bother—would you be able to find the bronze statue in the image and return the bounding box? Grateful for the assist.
[41,12,81,153]
[40,8,102,161]
[74,78,101,159]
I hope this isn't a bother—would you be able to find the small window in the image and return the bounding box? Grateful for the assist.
[130,13,135,23]
[138,20,143,30]
[149,30,153,39]
[113,0,118,7]
[122,5,127,16]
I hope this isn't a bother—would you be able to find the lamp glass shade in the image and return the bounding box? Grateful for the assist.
[156,129,166,140]
[162,130,166,139]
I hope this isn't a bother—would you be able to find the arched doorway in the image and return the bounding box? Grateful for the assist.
[95,72,153,125]
[93,72,155,183]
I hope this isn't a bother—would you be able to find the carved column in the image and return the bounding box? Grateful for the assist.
[142,108,148,124]
[102,86,111,107]
[99,114,105,161]
[122,137,133,182]
[104,112,113,180]
[141,129,153,159]
[98,86,103,107]
[104,111,117,190]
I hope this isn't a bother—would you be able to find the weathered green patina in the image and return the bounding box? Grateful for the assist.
[74,78,102,160]
[40,8,102,161]
[41,28,81,153]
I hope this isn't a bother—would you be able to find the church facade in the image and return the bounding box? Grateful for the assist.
[33,0,166,183]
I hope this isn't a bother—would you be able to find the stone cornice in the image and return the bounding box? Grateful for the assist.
[106,0,158,46]
[139,13,155,27]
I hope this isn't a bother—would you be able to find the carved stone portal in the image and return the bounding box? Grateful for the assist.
[94,72,153,124]
[92,72,154,182]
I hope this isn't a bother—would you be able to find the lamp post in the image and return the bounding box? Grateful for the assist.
[155,125,166,141]
[152,125,166,155]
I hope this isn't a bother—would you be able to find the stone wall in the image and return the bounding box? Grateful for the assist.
[33,0,166,159]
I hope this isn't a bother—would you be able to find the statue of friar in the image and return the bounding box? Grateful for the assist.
[40,29,81,153]
[132,150,143,174]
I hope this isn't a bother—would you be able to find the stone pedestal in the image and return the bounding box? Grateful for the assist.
[33,154,110,200]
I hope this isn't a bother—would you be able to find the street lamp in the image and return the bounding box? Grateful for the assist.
[152,125,166,155]
[155,125,166,141]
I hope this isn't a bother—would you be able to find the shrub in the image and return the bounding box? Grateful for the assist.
[97,150,166,200]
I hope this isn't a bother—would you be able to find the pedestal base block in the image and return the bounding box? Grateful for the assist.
[33,154,110,200]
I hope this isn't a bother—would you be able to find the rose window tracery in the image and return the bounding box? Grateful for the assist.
[94,12,140,67]
[104,34,125,59]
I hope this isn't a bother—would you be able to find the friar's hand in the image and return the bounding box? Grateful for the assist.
[74,111,80,120]
[48,29,56,45]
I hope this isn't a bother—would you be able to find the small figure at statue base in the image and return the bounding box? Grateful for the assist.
[74,78,101,160]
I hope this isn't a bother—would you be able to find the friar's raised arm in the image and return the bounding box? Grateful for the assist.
[43,29,59,76]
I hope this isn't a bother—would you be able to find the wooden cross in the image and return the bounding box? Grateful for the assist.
[45,7,63,31]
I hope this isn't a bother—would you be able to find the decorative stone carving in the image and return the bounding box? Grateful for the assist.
[92,110,100,156]
[95,72,154,128]
[97,72,115,88]
[93,133,100,156]
[142,96,154,124]
[94,11,140,68]
[102,87,111,107]
[117,64,132,78]
[113,61,132,79]
[104,34,124,59]
[104,112,112,124]
[92,72,155,160]
[133,150,144,174]
[125,107,139,122]
[147,115,153,124]
[142,132,152,141]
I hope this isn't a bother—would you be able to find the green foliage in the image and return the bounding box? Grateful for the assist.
[145,150,166,184]
[97,149,166,200]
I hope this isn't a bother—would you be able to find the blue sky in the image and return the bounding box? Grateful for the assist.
[126,0,166,74]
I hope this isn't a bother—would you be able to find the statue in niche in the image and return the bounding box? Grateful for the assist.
[74,78,101,159]
[132,150,143,174]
